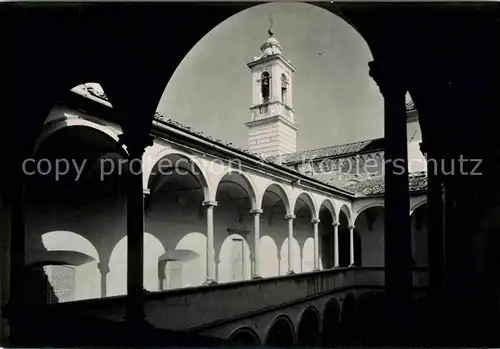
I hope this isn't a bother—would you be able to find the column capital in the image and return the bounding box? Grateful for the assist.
[368,60,406,97]
[285,214,296,220]
[311,218,320,224]
[250,208,263,215]
[202,200,218,208]
[98,262,110,274]
[348,224,355,230]
[332,222,340,227]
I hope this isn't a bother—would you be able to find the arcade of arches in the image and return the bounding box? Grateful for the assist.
[24,116,428,302]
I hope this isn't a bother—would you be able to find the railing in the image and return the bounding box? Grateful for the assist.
[43,267,427,331]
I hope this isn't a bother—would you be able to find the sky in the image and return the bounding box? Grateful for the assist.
[157,2,384,152]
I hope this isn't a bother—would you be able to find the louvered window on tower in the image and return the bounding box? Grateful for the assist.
[261,72,270,103]
[281,73,288,104]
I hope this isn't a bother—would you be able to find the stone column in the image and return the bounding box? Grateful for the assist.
[333,222,340,267]
[122,141,149,325]
[203,200,217,285]
[312,218,320,271]
[157,260,166,291]
[7,164,27,343]
[349,225,355,266]
[98,262,110,298]
[369,60,412,339]
[251,209,263,279]
[0,193,11,344]
[424,142,446,295]
[285,214,296,274]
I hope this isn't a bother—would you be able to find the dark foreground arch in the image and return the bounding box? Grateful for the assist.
[266,315,295,347]
[297,306,321,347]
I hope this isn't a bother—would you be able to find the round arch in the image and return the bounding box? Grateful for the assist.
[228,326,261,346]
[107,232,166,296]
[160,2,375,107]
[145,149,211,201]
[214,169,257,209]
[293,191,318,220]
[353,203,385,223]
[354,291,387,345]
[410,197,427,215]
[319,198,337,223]
[265,314,295,347]
[218,233,252,283]
[353,204,384,267]
[41,230,100,260]
[339,204,352,225]
[297,306,322,346]
[34,118,125,156]
[322,298,341,346]
[39,230,101,301]
[259,182,292,215]
[78,151,127,187]
[340,293,356,344]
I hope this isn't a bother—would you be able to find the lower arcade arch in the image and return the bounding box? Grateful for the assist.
[322,298,341,346]
[340,293,356,344]
[265,315,295,347]
[354,291,387,345]
[297,306,321,347]
[228,327,260,346]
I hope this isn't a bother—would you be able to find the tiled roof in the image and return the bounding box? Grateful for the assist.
[344,171,427,195]
[275,138,385,164]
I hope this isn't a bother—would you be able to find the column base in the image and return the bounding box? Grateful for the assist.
[333,264,340,268]
[349,263,356,267]
[286,270,295,276]
[252,275,263,280]
[313,267,320,272]
[203,279,218,286]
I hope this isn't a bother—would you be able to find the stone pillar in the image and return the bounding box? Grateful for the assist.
[285,214,296,274]
[7,165,26,343]
[203,200,217,285]
[349,225,355,266]
[98,262,110,298]
[251,209,263,279]
[312,218,320,270]
[424,143,446,295]
[123,142,149,324]
[369,59,412,340]
[0,193,11,344]
[333,222,340,267]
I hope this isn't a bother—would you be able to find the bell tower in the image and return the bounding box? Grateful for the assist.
[246,19,297,159]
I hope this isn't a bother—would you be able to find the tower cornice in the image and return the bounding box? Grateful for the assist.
[247,54,296,72]
[245,115,298,131]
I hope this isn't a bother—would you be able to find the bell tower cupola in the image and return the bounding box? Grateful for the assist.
[246,18,297,159]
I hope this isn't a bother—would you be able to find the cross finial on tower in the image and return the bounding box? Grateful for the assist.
[268,14,274,37]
